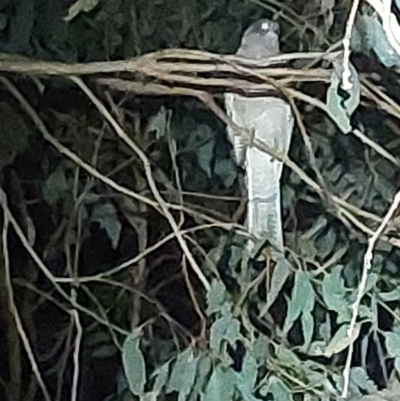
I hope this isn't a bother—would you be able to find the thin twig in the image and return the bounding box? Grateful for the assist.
[70,76,211,292]
[0,188,130,336]
[341,188,400,398]
[341,0,360,90]
[2,200,52,401]
[71,309,82,401]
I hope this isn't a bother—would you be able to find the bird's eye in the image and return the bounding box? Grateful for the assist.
[261,22,270,31]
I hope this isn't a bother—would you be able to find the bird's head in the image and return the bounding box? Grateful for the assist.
[237,19,281,59]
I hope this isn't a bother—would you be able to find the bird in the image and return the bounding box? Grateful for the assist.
[224,19,294,253]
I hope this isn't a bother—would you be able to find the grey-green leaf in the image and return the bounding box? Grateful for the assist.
[236,354,258,394]
[207,280,228,316]
[90,202,121,249]
[301,311,314,351]
[349,367,378,395]
[197,137,215,178]
[210,315,241,352]
[214,158,237,188]
[201,366,236,401]
[357,14,400,67]
[152,362,170,394]
[263,376,293,401]
[284,271,315,333]
[322,265,351,323]
[326,58,360,134]
[385,328,400,358]
[167,348,197,400]
[260,257,290,316]
[64,0,100,21]
[147,106,171,139]
[323,323,361,357]
[122,332,146,396]
[43,166,69,206]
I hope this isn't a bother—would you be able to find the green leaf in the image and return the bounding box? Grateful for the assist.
[0,102,32,169]
[207,280,229,316]
[140,393,157,401]
[147,106,172,139]
[167,348,198,401]
[188,354,212,401]
[276,346,301,369]
[356,14,400,67]
[262,376,293,401]
[90,202,121,249]
[301,311,314,351]
[322,266,351,323]
[201,366,236,401]
[152,362,170,394]
[323,323,361,357]
[214,158,237,188]
[64,0,100,21]
[229,243,245,272]
[260,257,290,316]
[308,341,328,357]
[284,271,315,334]
[395,357,400,375]
[42,165,70,206]
[349,367,378,395]
[252,336,270,364]
[316,227,336,260]
[91,344,117,358]
[326,58,360,134]
[236,354,258,394]
[197,136,215,178]
[379,288,400,302]
[122,332,146,396]
[210,315,241,352]
[385,328,400,358]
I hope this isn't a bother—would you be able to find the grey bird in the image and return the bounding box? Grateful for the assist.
[224,19,294,252]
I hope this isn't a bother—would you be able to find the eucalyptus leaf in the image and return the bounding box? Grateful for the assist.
[214,158,237,188]
[43,165,70,206]
[235,354,258,394]
[0,102,32,169]
[379,288,400,302]
[152,362,170,394]
[64,0,100,21]
[326,57,360,134]
[90,202,121,249]
[395,358,400,375]
[284,271,315,334]
[263,376,293,401]
[210,315,241,352]
[322,265,351,323]
[260,257,290,316]
[91,344,118,358]
[122,332,146,396]
[323,323,361,357]
[349,367,378,395]
[147,106,171,139]
[197,138,215,178]
[207,279,229,316]
[188,354,212,401]
[356,14,400,67]
[201,366,236,401]
[276,346,302,369]
[167,348,198,400]
[385,328,400,358]
[301,311,314,351]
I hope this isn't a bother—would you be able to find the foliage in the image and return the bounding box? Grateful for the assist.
[2,1,400,401]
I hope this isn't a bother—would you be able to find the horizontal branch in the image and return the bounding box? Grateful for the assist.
[0,48,333,88]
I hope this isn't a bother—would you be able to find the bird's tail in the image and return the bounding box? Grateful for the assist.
[246,146,284,252]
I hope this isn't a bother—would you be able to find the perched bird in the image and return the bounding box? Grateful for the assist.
[224,19,294,252]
